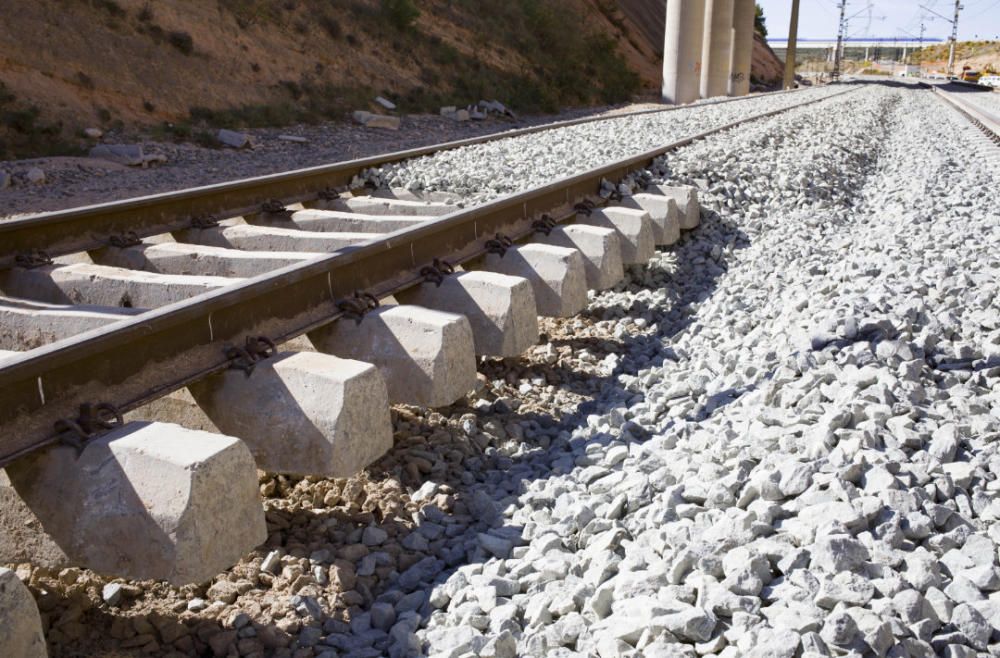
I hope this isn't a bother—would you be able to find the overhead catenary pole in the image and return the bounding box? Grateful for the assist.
[947,0,961,77]
[833,1,848,80]
[783,0,801,89]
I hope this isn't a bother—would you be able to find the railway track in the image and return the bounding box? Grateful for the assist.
[0,84,857,588]
[932,84,1000,146]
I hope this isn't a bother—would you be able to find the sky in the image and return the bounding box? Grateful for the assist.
[757,0,1000,41]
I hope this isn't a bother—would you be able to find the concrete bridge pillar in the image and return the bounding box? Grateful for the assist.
[662,0,705,104]
[701,0,735,98]
[729,0,755,96]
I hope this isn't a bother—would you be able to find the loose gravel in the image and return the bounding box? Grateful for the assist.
[368,85,847,204]
[9,82,1000,658]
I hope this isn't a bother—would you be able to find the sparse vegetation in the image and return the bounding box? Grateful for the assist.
[381,0,420,31]
[167,31,194,55]
[755,4,767,38]
[0,82,82,159]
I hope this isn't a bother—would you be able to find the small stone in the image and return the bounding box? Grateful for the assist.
[84,127,103,138]
[811,535,869,573]
[411,481,438,502]
[102,583,124,607]
[217,129,252,148]
[820,611,858,646]
[278,134,309,144]
[362,525,388,546]
[187,598,207,612]
[478,533,514,559]
[352,111,401,130]
[262,550,283,574]
[25,168,45,185]
[951,603,990,650]
[207,580,240,604]
[375,96,397,110]
[370,601,395,631]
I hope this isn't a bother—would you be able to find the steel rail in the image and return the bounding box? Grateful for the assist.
[0,88,810,269]
[932,87,1000,145]
[0,86,857,467]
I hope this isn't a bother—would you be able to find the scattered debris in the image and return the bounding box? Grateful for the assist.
[25,168,46,185]
[83,127,103,139]
[277,134,309,144]
[352,111,401,131]
[216,129,253,149]
[89,144,152,167]
[375,96,397,111]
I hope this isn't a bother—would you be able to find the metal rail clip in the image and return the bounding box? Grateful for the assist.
[574,199,596,216]
[484,233,514,258]
[419,258,454,287]
[226,335,277,376]
[14,249,53,269]
[54,402,124,455]
[337,290,380,325]
[317,188,341,201]
[261,199,291,217]
[109,231,142,248]
[191,214,220,229]
[532,214,558,236]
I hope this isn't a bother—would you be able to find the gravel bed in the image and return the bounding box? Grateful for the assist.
[0,102,664,218]
[368,86,847,204]
[955,90,1000,117]
[11,83,1000,658]
[406,85,1000,657]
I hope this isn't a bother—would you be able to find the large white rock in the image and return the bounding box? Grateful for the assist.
[189,352,393,477]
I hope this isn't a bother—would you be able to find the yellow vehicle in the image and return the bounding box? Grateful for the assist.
[961,67,982,83]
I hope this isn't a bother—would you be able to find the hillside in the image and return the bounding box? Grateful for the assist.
[910,40,1000,74]
[0,0,786,159]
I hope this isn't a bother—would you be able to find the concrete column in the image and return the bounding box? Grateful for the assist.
[4,421,266,585]
[0,263,236,308]
[535,225,624,291]
[309,305,477,408]
[662,0,706,104]
[575,207,655,266]
[396,271,539,358]
[701,0,735,98]
[188,352,392,478]
[480,244,588,318]
[0,568,47,658]
[729,0,755,96]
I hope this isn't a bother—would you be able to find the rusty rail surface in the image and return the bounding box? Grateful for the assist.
[0,86,856,466]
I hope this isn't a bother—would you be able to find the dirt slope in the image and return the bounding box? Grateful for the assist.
[0,0,657,155]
